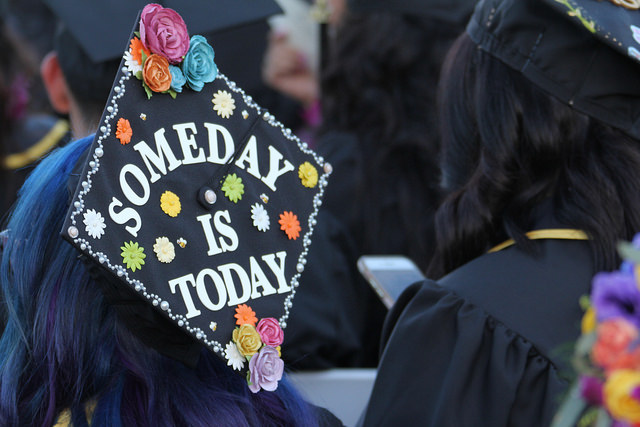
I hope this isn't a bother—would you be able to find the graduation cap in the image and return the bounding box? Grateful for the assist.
[44,0,282,105]
[43,0,282,63]
[467,0,640,139]
[61,3,331,393]
[347,0,476,24]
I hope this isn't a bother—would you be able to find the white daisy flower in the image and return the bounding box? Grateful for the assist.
[212,90,236,118]
[225,341,245,371]
[153,237,175,263]
[124,50,142,74]
[251,203,270,232]
[83,209,106,239]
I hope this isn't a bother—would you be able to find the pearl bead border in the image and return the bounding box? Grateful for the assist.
[66,66,332,356]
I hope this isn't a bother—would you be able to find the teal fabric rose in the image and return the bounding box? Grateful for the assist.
[169,65,186,93]
[182,35,217,92]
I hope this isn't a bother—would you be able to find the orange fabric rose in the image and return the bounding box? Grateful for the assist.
[593,318,640,370]
[143,54,172,93]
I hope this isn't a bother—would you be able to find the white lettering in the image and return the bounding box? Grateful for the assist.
[119,164,150,206]
[133,128,182,183]
[108,197,142,237]
[168,274,201,319]
[173,122,205,165]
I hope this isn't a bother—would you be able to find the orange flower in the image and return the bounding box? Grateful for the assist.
[235,304,258,326]
[130,37,151,66]
[115,118,132,145]
[279,211,301,240]
[593,318,640,371]
[143,54,172,93]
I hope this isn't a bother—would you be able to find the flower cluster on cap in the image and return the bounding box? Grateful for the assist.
[225,304,285,393]
[125,3,217,99]
[554,234,640,427]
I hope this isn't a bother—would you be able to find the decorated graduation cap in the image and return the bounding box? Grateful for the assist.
[467,0,640,139]
[61,3,331,393]
[347,0,475,23]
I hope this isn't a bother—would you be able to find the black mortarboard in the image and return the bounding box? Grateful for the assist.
[43,0,282,63]
[61,3,331,393]
[348,0,476,24]
[467,0,640,139]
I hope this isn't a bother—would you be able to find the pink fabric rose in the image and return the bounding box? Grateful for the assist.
[248,346,284,393]
[256,318,284,347]
[140,3,189,64]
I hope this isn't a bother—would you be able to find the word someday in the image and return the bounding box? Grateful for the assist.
[108,122,295,237]
[169,251,291,318]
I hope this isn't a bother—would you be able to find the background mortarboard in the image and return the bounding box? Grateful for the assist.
[60,4,331,390]
[44,0,283,102]
[348,0,476,24]
[43,0,282,63]
[467,0,640,139]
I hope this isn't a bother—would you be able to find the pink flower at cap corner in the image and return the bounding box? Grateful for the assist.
[248,346,284,393]
[256,318,284,347]
[140,3,190,64]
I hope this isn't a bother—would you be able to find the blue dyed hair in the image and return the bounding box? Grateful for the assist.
[0,136,321,426]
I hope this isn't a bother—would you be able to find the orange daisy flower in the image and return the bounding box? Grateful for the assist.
[130,37,151,65]
[234,304,258,326]
[116,118,133,145]
[279,211,301,240]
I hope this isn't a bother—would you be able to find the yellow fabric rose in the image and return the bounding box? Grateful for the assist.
[604,370,640,423]
[581,307,597,334]
[232,324,263,357]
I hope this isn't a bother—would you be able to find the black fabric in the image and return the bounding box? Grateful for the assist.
[80,255,203,368]
[359,238,594,426]
[348,0,475,24]
[467,0,640,140]
[315,405,347,427]
[283,209,375,369]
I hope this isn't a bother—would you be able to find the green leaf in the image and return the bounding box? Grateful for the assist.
[169,89,177,99]
[134,31,140,38]
[617,241,640,264]
[134,71,143,81]
[143,83,153,100]
[579,295,591,311]
[141,50,148,66]
[550,382,587,427]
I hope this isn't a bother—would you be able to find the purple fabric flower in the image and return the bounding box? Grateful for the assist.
[248,346,284,393]
[592,271,640,329]
[579,375,603,406]
[140,3,190,64]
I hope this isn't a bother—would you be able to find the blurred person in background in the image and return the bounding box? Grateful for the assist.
[360,0,640,425]
[0,1,69,222]
[282,0,476,369]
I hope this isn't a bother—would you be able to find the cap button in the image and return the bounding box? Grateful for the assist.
[204,189,217,204]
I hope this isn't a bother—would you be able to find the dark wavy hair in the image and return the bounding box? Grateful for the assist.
[428,33,640,278]
[321,12,461,269]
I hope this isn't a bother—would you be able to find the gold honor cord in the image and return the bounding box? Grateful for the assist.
[488,229,589,253]
[2,119,69,170]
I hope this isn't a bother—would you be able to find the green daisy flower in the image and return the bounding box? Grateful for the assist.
[222,173,244,203]
[121,241,146,272]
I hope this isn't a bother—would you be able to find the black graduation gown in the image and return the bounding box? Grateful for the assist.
[359,238,595,426]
